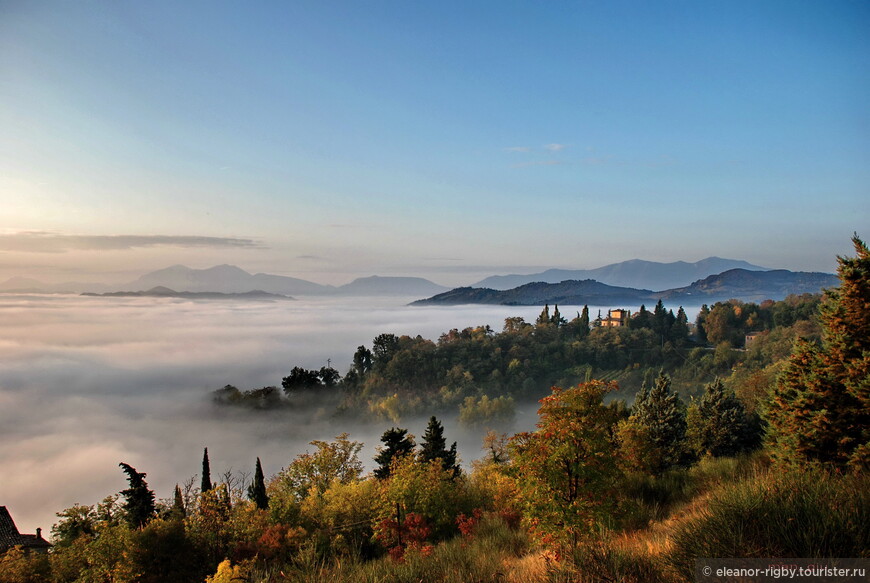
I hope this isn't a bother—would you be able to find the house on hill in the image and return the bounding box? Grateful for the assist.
[599,308,631,327]
[0,506,52,553]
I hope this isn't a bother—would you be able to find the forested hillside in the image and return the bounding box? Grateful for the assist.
[2,237,867,583]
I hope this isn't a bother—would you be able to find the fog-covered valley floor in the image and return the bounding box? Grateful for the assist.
[1,293,603,533]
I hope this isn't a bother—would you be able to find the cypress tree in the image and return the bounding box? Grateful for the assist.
[373,428,415,479]
[201,448,213,493]
[118,462,156,528]
[419,416,460,477]
[248,457,269,510]
[171,484,186,519]
[536,304,551,326]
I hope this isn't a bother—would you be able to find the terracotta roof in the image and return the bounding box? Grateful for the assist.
[0,506,52,550]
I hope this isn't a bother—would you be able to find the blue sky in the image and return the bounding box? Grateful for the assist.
[1,1,867,285]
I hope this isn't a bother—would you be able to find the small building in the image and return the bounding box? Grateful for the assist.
[745,331,764,348]
[0,506,52,553]
[600,309,631,327]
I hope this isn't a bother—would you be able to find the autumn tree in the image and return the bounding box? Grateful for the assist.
[767,235,870,471]
[271,433,364,501]
[118,462,156,528]
[509,381,623,549]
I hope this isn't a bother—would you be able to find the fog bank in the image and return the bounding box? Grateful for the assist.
[0,294,698,533]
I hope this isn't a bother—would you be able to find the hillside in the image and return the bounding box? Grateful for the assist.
[416,268,836,306]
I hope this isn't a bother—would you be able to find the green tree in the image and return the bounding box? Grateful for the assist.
[248,457,269,510]
[201,448,213,493]
[767,235,870,471]
[374,428,416,479]
[551,304,567,327]
[171,485,185,520]
[118,462,156,529]
[687,378,761,457]
[418,416,460,477]
[536,304,551,326]
[618,372,689,475]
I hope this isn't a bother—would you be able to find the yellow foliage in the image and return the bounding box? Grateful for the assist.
[205,558,249,583]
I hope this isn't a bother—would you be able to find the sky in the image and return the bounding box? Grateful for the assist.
[1,0,868,286]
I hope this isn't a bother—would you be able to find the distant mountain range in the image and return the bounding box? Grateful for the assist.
[81,286,293,301]
[413,269,839,306]
[471,257,769,291]
[0,265,450,297]
[0,259,836,303]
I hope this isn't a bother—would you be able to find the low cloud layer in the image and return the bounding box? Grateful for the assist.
[0,232,263,253]
[0,294,558,533]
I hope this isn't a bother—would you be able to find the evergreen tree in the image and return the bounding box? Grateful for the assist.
[695,304,710,343]
[201,448,213,493]
[418,416,460,477]
[623,372,689,474]
[551,304,567,327]
[671,306,690,344]
[247,457,269,510]
[118,462,156,528]
[687,378,761,457]
[767,236,870,471]
[536,304,551,326]
[373,427,415,479]
[580,305,590,329]
[171,484,185,519]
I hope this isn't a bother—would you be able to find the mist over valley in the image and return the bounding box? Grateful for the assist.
[1,293,678,533]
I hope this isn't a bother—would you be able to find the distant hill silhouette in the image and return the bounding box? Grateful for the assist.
[334,276,449,296]
[472,257,769,291]
[414,269,836,306]
[82,287,294,300]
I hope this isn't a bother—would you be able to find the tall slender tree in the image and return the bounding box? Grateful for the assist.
[248,457,269,509]
[171,484,186,519]
[201,448,213,493]
[118,462,156,528]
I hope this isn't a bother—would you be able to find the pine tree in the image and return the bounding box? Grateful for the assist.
[418,416,460,477]
[374,428,415,479]
[624,372,689,474]
[248,457,269,509]
[687,378,761,457]
[118,462,156,528]
[767,236,870,470]
[201,448,213,493]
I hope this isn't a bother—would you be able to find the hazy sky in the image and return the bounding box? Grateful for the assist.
[1,1,867,285]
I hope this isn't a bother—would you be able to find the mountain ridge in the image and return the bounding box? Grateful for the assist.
[413,268,838,306]
[472,257,770,291]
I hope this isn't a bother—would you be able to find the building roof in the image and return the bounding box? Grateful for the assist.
[0,506,52,551]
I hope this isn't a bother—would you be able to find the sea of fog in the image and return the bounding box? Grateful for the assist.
[0,293,700,533]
